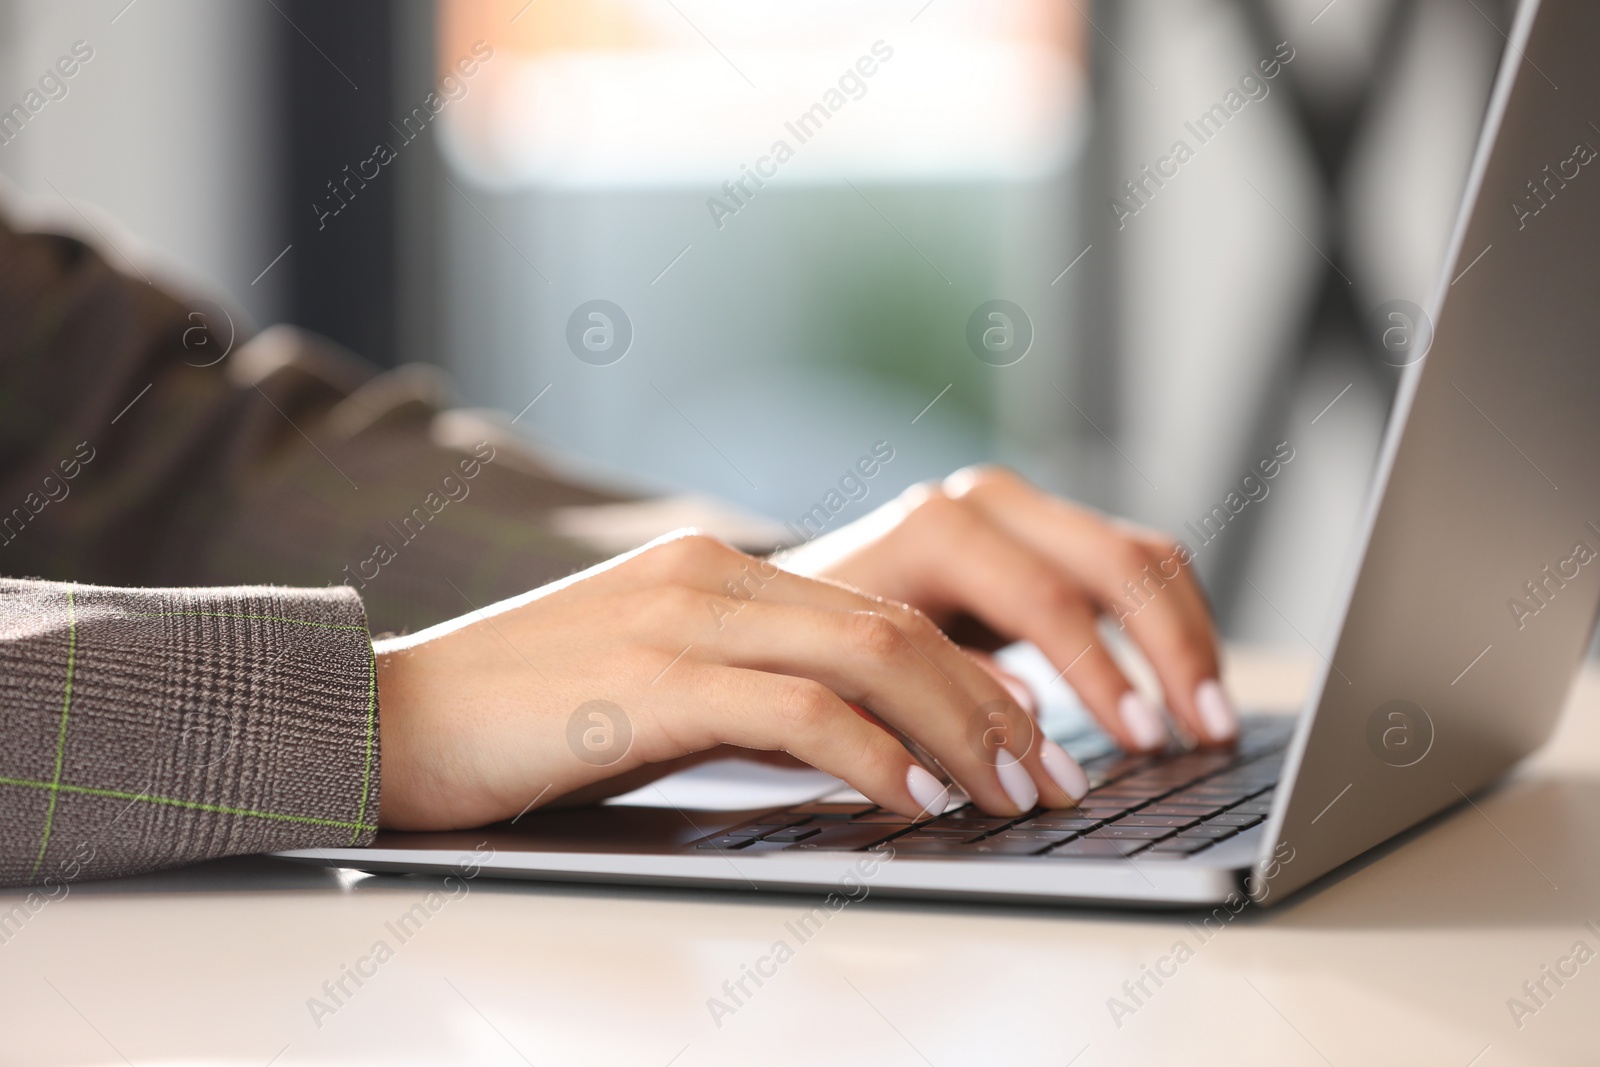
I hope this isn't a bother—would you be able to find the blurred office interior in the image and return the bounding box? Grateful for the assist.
[0,0,1511,649]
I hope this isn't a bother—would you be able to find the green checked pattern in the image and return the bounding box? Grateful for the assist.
[2,583,380,886]
[28,585,76,879]
[8,777,378,833]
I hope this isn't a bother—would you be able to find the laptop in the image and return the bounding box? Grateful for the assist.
[281,0,1600,908]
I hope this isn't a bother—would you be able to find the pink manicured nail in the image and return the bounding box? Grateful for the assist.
[1040,739,1089,802]
[1120,691,1167,750]
[995,753,1039,813]
[1195,679,1238,742]
[906,765,950,819]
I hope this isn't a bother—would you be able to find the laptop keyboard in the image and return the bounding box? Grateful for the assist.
[691,717,1292,861]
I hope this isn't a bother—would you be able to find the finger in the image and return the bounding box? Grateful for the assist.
[673,664,953,821]
[961,659,1099,810]
[625,533,1088,809]
[879,495,1165,753]
[624,532,903,631]
[699,599,1087,813]
[1124,527,1219,634]
[950,472,1232,743]
[1117,528,1235,744]
[963,649,1037,717]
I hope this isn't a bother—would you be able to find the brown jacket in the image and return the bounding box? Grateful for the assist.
[0,210,680,886]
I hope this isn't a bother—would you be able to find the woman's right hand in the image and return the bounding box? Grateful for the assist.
[373,531,1089,831]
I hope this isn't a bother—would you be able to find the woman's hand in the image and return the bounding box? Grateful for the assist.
[375,531,1089,831]
[777,466,1234,752]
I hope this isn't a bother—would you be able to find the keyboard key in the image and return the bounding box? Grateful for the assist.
[1113,776,1199,791]
[1120,761,1227,782]
[790,824,902,850]
[790,802,876,820]
[931,814,1015,833]
[1088,790,1166,802]
[854,812,920,824]
[1112,814,1200,829]
[1048,837,1151,858]
[1074,803,1138,818]
[1013,817,1102,833]
[969,837,1054,855]
[1206,813,1265,828]
[992,830,1080,844]
[1229,801,1273,816]
[936,804,999,819]
[1176,825,1237,840]
[922,806,966,820]
[1089,825,1177,841]
[1082,755,1153,788]
[735,815,813,832]
[735,840,795,853]
[1118,764,1205,779]
[696,835,756,851]
[761,826,822,843]
[1164,791,1249,807]
[1142,805,1220,818]
[905,828,983,842]
[1196,785,1269,801]
[1075,812,1138,827]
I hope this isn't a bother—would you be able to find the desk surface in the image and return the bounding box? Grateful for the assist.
[5,647,1599,1067]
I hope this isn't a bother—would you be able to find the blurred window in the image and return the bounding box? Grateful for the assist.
[439,0,1083,188]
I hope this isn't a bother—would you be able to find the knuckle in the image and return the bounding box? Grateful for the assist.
[775,679,836,733]
[849,610,908,659]
[944,463,1021,498]
[884,599,937,637]
[849,732,900,782]
[1172,632,1221,675]
[657,530,736,569]
[1072,660,1127,704]
[1031,577,1084,619]
[894,480,943,509]
[1147,536,1183,563]
[1105,541,1153,580]
[905,490,972,532]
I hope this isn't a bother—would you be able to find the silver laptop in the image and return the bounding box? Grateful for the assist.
[281,0,1600,908]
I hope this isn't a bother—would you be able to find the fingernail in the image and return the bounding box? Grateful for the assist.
[1040,739,1089,802]
[1194,679,1238,742]
[1119,691,1166,751]
[905,764,950,820]
[995,752,1039,813]
[998,673,1037,717]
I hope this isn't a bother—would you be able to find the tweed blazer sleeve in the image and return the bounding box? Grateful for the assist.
[0,578,378,887]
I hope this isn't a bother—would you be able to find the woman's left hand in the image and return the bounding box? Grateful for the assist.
[777,466,1235,753]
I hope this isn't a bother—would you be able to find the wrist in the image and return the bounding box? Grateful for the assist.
[373,643,433,829]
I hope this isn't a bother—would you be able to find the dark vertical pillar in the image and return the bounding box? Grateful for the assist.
[278,0,399,366]
[1076,0,1129,514]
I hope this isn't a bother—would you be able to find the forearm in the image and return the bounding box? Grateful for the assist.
[0,578,378,887]
[0,213,627,636]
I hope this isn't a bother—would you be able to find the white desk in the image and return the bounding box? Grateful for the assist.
[4,647,1599,1066]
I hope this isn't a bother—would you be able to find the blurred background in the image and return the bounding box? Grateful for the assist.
[0,0,1513,649]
